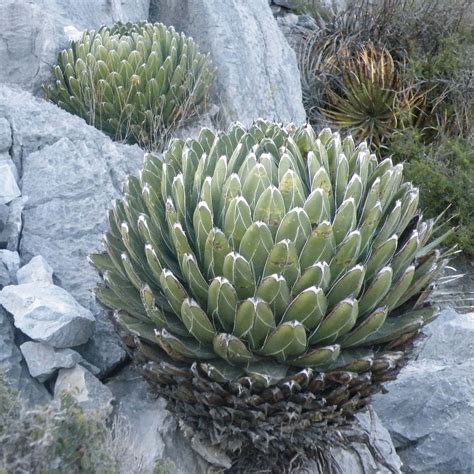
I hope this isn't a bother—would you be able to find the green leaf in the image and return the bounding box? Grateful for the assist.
[213,333,254,365]
[299,221,336,270]
[259,321,307,361]
[292,261,331,294]
[327,264,365,309]
[223,252,256,299]
[239,221,273,281]
[289,344,341,368]
[281,286,327,330]
[309,298,358,345]
[204,228,231,278]
[255,274,291,321]
[340,306,388,348]
[207,276,238,333]
[181,298,216,344]
[263,239,300,288]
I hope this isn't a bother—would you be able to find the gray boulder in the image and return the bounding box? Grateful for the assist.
[20,341,98,382]
[0,282,95,348]
[55,365,114,416]
[0,0,150,94]
[106,366,211,473]
[0,85,144,374]
[373,308,474,473]
[151,0,306,126]
[0,307,51,406]
[16,255,54,285]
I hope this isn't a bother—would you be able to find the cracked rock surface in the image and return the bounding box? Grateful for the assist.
[0,85,143,375]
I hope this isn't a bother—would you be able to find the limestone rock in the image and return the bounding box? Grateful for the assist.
[0,307,51,406]
[55,365,114,415]
[0,163,20,205]
[0,85,143,374]
[106,366,210,473]
[151,0,306,126]
[0,250,20,287]
[0,283,95,348]
[373,308,474,473]
[0,0,150,93]
[20,341,98,382]
[17,255,54,285]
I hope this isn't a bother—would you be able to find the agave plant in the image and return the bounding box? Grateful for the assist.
[91,121,451,470]
[321,44,421,146]
[45,22,213,149]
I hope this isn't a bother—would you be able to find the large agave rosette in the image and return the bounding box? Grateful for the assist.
[45,21,214,149]
[91,121,451,470]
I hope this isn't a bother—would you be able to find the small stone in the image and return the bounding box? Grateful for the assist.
[0,163,21,205]
[55,365,114,415]
[17,255,54,285]
[20,341,85,382]
[0,283,95,348]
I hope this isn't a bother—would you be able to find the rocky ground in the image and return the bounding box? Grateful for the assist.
[0,1,473,473]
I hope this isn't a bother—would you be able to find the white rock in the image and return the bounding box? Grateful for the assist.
[20,341,99,382]
[373,308,474,473]
[152,0,306,126]
[17,255,54,285]
[0,283,95,348]
[0,163,20,205]
[55,365,114,415]
[0,85,141,374]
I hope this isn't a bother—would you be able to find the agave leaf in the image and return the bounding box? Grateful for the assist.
[204,228,231,278]
[234,298,275,350]
[327,265,365,309]
[281,286,327,330]
[239,222,274,282]
[156,328,215,360]
[311,167,334,215]
[293,262,331,294]
[223,252,256,299]
[159,269,189,317]
[335,154,349,207]
[263,239,300,288]
[340,306,388,348]
[207,277,237,333]
[279,169,306,211]
[358,266,393,317]
[391,230,419,280]
[365,235,398,280]
[224,196,252,248]
[329,230,361,283]
[115,310,157,343]
[181,298,216,344]
[256,274,291,321]
[254,185,286,237]
[333,198,357,245]
[180,253,209,306]
[304,188,331,226]
[213,333,254,365]
[275,208,312,255]
[289,344,341,368]
[300,221,336,270]
[259,321,307,361]
[309,299,358,345]
[199,359,245,383]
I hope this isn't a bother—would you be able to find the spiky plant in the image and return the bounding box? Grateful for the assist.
[321,44,421,146]
[90,121,451,471]
[45,22,214,149]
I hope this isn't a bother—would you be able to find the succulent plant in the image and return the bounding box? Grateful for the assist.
[91,121,451,470]
[320,44,421,146]
[45,22,214,149]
